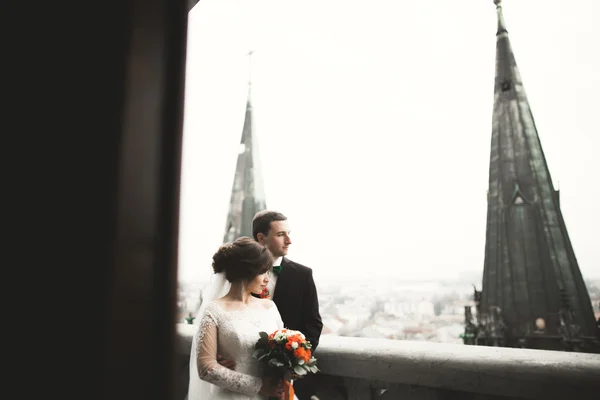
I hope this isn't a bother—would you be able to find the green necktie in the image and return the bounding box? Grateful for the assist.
[273,265,282,274]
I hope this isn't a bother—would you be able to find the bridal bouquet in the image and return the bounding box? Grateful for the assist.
[253,329,319,398]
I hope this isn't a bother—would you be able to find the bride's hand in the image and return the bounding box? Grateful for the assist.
[259,377,285,399]
[216,354,236,370]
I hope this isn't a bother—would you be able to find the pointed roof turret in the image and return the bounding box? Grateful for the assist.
[222,52,267,243]
[477,0,599,352]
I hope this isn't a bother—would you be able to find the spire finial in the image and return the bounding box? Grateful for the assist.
[247,50,254,88]
[495,0,508,36]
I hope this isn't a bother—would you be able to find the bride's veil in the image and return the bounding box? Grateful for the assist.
[188,272,231,399]
[195,271,231,320]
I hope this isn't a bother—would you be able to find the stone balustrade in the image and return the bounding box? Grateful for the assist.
[176,324,600,400]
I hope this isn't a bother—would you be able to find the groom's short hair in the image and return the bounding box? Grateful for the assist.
[252,210,287,241]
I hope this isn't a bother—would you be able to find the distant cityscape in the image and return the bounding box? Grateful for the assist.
[174,0,600,356]
[177,274,600,345]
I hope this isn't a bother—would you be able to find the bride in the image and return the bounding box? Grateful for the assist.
[188,237,290,399]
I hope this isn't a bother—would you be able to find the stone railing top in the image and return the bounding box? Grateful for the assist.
[176,324,600,399]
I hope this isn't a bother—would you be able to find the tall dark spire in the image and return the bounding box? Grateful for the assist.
[222,51,267,243]
[472,0,599,352]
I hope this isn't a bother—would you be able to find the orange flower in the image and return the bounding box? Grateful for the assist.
[287,334,302,344]
[304,349,312,361]
[293,348,311,362]
[285,341,294,351]
[293,348,304,360]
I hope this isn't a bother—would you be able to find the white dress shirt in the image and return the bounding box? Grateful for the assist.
[267,256,282,299]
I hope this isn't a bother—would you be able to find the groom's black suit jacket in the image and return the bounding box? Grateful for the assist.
[271,257,323,351]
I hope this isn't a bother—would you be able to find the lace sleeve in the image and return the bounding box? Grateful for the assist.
[195,308,262,395]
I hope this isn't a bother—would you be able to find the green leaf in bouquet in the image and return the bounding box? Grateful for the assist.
[308,365,319,373]
[268,358,285,367]
[256,340,268,350]
[255,339,268,350]
[252,349,262,359]
[293,365,307,376]
[259,331,269,341]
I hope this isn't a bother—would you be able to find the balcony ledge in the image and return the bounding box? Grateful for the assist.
[176,324,600,399]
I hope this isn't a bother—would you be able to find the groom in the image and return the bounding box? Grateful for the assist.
[253,210,323,400]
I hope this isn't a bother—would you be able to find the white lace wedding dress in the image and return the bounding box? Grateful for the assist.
[188,300,286,400]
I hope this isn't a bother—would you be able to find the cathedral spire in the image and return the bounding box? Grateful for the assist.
[222,51,267,243]
[474,0,599,352]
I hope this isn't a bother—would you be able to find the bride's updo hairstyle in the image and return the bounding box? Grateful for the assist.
[212,236,274,283]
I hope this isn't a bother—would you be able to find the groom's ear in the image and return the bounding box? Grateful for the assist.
[256,233,265,245]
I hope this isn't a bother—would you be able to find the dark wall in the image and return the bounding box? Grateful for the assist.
[10,1,190,399]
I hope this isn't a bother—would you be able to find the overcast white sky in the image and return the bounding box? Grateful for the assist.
[178,0,600,284]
